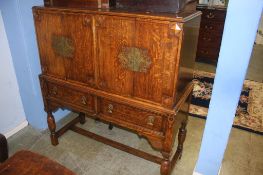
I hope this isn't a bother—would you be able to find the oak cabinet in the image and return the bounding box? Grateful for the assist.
[33,5,201,175]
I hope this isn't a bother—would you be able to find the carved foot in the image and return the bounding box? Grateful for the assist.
[160,160,171,175]
[79,112,86,124]
[160,152,171,175]
[47,111,58,146]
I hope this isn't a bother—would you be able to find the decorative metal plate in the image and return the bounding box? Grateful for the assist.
[51,35,75,58]
[118,47,152,72]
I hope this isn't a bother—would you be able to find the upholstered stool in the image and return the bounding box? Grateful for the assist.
[0,134,75,175]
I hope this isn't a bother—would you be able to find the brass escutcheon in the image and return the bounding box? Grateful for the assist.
[118,46,152,73]
[108,104,114,114]
[51,34,75,58]
[81,96,87,105]
[147,116,155,126]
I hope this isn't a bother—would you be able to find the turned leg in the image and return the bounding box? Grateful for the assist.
[79,112,86,124]
[47,111,58,146]
[161,152,171,175]
[176,120,187,159]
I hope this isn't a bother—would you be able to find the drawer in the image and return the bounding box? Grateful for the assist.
[201,9,226,22]
[196,47,219,60]
[47,82,95,112]
[99,99,164,132]
[198,34,222,48]
[200,21,225,34]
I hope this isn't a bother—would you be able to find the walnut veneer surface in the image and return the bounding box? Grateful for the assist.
[33,4,201,175]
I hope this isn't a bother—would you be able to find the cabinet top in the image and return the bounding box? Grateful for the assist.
[32,5,201,23]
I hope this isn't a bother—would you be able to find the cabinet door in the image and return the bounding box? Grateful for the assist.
[96,15,135,96]
[133,20,180,106]
[96,15,180,106]
[34,10,95,85]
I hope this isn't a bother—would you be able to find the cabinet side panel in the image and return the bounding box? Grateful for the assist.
[175,15,201,103]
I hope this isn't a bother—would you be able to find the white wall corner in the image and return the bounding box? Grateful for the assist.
[4,120,28,138]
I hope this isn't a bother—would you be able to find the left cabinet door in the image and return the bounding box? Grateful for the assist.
[33,9,95,85]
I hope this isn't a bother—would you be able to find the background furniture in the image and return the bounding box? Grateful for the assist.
[196,5,226,65]
[0,134,8,163]
[33,1,201,175]
[0,134,75,175]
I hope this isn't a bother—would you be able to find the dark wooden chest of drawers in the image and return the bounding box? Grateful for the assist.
[33,4,201,175]
[196,5,226,64]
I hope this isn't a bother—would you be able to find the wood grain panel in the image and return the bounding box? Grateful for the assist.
[34,10,66,79]
[34,10,95,85]
[96,15,135,96]
[60,13,95,85]
[133,20,179,106]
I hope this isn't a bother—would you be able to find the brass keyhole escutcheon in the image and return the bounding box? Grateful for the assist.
[108,104,114,114]
[147,116,155,126]
[81,96,87,105]
[52,86,58,95]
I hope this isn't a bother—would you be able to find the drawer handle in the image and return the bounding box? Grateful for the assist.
[206,13,215,19]
[52,86,57,95]
[201,50,209,54]
[147,116,155,126]
[205,25,213,30]
[81,96,87,105]
[108,104,114,114]
[202,37,212,41]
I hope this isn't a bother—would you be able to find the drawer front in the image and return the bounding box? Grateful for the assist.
[196,46,219,60]
[199,21,225,35]
[47,82,95,112]
[201,9,226,22]
[197,33,223,49]
[100,99,164,132]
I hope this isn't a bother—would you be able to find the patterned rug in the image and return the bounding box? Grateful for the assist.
[189,70,263,135]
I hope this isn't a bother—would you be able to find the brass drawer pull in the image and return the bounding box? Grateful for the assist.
[205,25,213,30]
[201,50,209,54]
[206,13,215,19]
[108,104,114,114]
[81,96,87,105]
[147,116,155,126]
[52,86,57,95]
[202,37,212,41]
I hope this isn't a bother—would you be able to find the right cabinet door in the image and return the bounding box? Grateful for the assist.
[96,15,181,107]
[133,19,181,107]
